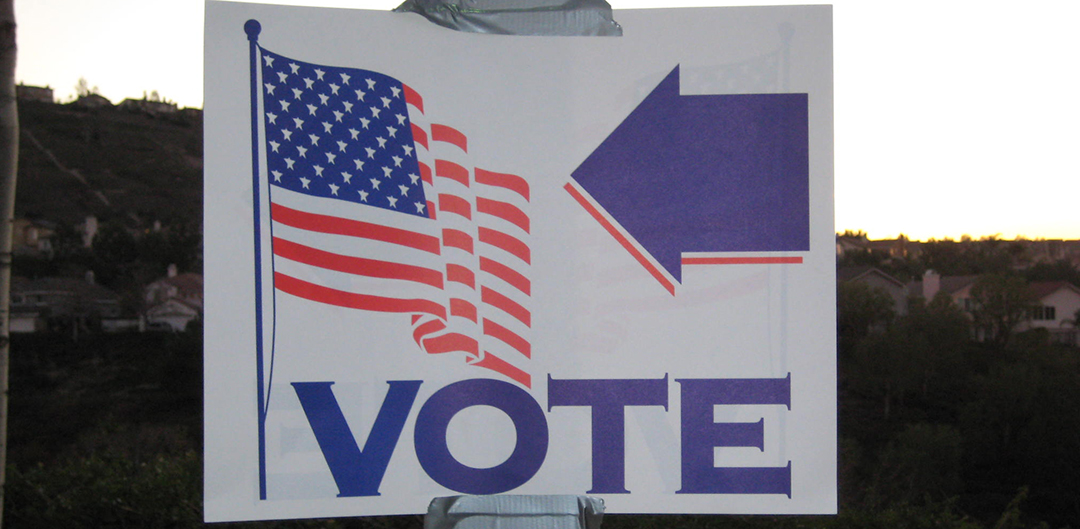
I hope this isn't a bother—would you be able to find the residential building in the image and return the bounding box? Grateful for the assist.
[12,218,56,257]
[16,84,54,103]
[1022,282,1080,345]
[838,266,909,316]
[909,271,1080,345]
[10,274,128,334]
[119,97,179,116]
[72,94,113,109]
[143,265,203,331]
[909,271,979,311]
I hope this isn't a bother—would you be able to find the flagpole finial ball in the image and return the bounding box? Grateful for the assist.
[245,19,261,41]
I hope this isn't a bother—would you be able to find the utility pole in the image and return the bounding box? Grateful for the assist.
[0,0,17,527]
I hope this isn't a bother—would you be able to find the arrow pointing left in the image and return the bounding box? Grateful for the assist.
[568,66,809,294]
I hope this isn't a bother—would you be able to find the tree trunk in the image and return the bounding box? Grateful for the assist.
[0,1,17,527]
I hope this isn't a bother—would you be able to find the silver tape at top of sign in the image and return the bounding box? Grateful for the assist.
[393,0,622,36]
[424,495,606,529]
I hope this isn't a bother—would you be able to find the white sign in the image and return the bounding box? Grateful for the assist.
[204,1,835,522]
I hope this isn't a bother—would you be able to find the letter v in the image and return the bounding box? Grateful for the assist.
[292,380,422,496]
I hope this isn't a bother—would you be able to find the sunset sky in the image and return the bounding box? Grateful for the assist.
[13,0,1080,242]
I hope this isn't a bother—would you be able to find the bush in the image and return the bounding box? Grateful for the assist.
[5,451,202,528]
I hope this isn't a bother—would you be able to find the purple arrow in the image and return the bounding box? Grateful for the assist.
[570,65,809,286]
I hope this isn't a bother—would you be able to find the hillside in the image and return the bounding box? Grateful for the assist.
[15,99,202,227]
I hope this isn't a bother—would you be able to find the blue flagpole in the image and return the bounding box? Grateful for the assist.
[244,18,268,502]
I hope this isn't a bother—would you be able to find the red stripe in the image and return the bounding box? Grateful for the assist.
[475,168,529,201]
[563,183,675,296]
[412,318,446,346]
[442,229,474,254]
[435,160,470,187]
[472,352,530,388]
[418,161,432,185]
[476,197,529,233]
[426,200,436,220]
[275,272,447,318]
[482,286,530,327]
[431,124,467,152]
[271,202,440,255]
[423,333,479,356]
[411,124,428,149]
[478,227,529,264]
[683,256,804,265]
[402,83,424,113]
[438,194,472,219]
[446,264,476,288]
[450,298,477,322]
[483,318,530,358]
[480,257,530,295]
[273,237,443,288]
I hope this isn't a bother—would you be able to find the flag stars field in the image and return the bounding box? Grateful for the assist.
[259,48,428,218]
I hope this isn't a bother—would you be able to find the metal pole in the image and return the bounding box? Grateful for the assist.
[0,0,17,527]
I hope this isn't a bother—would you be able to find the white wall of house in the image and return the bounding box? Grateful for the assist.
[1022,287,1080,344]
[145,299,200,332]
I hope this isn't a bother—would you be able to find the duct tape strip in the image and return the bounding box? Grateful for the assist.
[394,0,622,36]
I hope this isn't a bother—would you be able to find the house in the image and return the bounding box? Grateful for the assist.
[144,298,201,332]
[119,97,179,116]
[10,275,129,334]
[143,266,203,331]
[910,271,1080,346]
[1021,282,1080,345]
[838,266,909,316]
[909,271,979,311]
[12,218,56,257]
[72,94,113,110]
[16,84,54,103]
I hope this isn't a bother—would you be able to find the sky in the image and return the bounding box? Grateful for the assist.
[13,0,1080,242]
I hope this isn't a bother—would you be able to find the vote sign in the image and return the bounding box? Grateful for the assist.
[204,1,835,522]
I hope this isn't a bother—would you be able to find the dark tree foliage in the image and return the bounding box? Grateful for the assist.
[920,237,1027,277]
[968,274,1037,348]
[836,238,1080,527]
[837,282,896,343]
[1024,259,1080,289]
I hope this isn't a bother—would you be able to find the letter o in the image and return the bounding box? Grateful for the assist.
[414,378,548,494]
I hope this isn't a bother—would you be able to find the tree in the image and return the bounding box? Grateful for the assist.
[74,76,99,98]
[920,236,1027,277]
[900,291,970,398]
[873,423,964,505]
[837,281,896,341]
[968,274,1036,348]
[1025,259,1080,290]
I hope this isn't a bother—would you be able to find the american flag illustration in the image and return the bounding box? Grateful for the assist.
[254,47,533,388]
